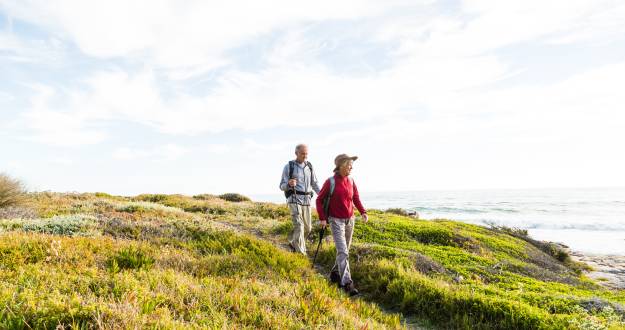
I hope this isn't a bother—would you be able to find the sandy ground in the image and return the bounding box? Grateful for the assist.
[567,250,625,290]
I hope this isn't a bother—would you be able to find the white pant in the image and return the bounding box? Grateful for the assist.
[329,216,355,286]
[288,204,312,254]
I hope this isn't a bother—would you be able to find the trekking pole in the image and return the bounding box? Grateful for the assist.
[290,174,298,205]
[312,225,327,268]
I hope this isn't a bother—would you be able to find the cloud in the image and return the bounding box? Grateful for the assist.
[49,157,73,165]
[378,0,625,58]
[0,30,66,64]
[0,90,13,101]
[112,143,189,161]
[3,0,625,192]
[15,39,511,142]
[203,144,230,154]
[0,0,426,70]
[111,143,230,162]
[15,84,108,146]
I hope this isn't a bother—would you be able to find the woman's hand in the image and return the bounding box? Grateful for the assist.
[362,214,369,223]
[320,220,327,228]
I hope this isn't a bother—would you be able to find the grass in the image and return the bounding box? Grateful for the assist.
[0,192,623,329]
[313,212,625,329]
[0,193,400,329]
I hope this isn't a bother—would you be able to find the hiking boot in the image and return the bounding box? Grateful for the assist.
[342,281,359,296]
[330,270,340,284]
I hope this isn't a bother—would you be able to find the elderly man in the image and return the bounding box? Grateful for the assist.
[279,144,320,254]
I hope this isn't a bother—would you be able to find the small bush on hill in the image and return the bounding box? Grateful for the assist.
[193,193,217,200]
[135,194,168,203]
[0,173,25,208]
[107,246,155,272]
[0,215,97,236]
[490,224,574,264]
[385,208,409,216]
[219,193,251,203]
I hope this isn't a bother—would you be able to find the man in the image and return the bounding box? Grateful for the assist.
[279,144,320,255]
[316,154,368,296]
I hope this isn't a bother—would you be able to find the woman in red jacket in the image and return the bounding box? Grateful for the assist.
[315,154,368,296]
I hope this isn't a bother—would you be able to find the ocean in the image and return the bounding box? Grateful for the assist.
[252,187,625,255]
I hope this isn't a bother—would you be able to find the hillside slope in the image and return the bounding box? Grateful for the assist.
[1,192,624,329]
[0,193,400,329]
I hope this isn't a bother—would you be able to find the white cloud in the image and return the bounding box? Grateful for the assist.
[380,0,625,58]
[112,143,189,161]
[49,157,73,165]
[2,0,625,192]
[203,144,230,154]
[6,0,623,144]
[17,47,511,141]
[0,31,66,63]
[16,85,108,146]
[0,90,13,101]
[0,0,425,71]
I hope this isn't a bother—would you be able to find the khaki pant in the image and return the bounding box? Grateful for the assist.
[288,204,312,254]
[329,216,355,286]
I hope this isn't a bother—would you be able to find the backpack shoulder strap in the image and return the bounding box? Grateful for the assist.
[323,176,336,217]
[288,161,295,179]
[306,161,315,181]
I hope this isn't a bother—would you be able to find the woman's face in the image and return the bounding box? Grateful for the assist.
[339,160,353,177]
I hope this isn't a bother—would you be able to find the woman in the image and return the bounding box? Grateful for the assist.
[315,154,368,296]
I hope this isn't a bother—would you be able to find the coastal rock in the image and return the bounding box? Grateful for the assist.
[414,253,445,274]
[567,249,625,290]
[407,211,420,219]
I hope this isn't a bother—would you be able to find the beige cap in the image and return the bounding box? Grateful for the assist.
[333,154,358,172]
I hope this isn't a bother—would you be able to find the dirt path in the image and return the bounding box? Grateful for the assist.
[207,217,432,329]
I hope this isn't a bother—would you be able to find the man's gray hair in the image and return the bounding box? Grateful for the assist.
[295,144,307,153]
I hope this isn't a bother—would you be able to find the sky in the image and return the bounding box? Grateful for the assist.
[1,0,625,196]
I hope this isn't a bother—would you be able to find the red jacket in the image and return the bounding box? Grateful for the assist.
[316,174,366,221]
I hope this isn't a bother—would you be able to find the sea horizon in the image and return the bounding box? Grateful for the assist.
[251,186,625,256]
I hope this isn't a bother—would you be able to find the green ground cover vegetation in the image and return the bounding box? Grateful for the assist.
[0,191,623,329]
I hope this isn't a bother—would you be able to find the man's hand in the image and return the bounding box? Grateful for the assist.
[362,214,369,223]
[288,179,297,187]
[320,220,327,228]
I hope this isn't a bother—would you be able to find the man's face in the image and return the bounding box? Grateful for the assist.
[295,147,308,163]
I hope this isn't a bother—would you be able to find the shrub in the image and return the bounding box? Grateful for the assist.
[193,194,217,200]
[0,206,37,220]
[490,224,529,237]
[252,203,290,219]
[117,204,146,213]
[15,215,97,236]
[218,193,251,203]
[385,208,409,216]
[490,224,573,263]
[135,194,168,203]
[0,173,26,208]
[107,246,155,272]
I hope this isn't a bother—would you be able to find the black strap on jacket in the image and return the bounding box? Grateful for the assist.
[289,160,313,179]
[285,190,314,198]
